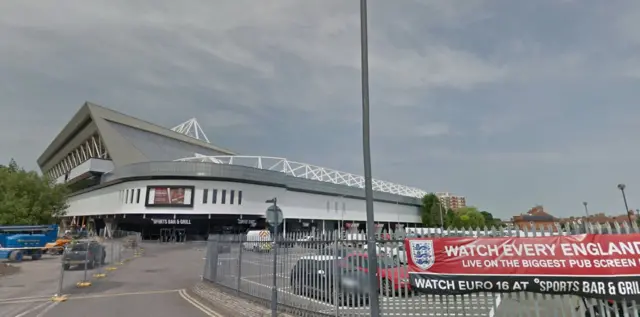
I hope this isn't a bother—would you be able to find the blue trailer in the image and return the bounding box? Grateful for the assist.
[0,224,59,262]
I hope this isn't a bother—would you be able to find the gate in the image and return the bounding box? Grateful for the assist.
[159,228,186,243]
[159,228,174,243]
[175,228,186,243]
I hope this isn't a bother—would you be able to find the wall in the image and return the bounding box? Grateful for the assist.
[67,179,421,223]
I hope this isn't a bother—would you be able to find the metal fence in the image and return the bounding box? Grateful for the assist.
[203,222,640,317]
[57,230,142,295]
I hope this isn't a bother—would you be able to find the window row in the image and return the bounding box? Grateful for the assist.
[121,188,141,204]
[202,189,243,205]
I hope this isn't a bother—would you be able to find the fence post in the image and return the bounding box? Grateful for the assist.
[208,235,219,283]
[271,232,279,317]
[55,246,66,297]
[333,231,340,317]
[236,235,243,292]
[202,239,211,281]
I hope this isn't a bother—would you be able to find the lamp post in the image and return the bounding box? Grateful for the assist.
[359,0,380,316]
[582,202,590,217]
[438,202,445,232]
[617,184,633,224]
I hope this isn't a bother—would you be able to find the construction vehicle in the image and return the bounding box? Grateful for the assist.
[0,225,59,262]
[43,236,73,255]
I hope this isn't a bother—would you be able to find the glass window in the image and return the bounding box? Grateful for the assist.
[71,243,88,251]
[230,190,235,204]
[130,189,134,204]
[125,189,129,204]
[203,189,209,204]
[221,190,226,204]
[212,189,218,204]
[238,191,243,205]
[136,189,141,204]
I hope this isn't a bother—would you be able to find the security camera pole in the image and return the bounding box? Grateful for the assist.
[359,0,381,315]
[265,198,283,317]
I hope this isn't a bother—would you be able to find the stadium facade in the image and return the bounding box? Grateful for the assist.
[37,102,427,240]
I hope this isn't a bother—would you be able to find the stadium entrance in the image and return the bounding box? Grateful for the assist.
[107,214,266,241]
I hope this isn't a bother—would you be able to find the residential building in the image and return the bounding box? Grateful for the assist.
[510,205,559,230]
[435,192,466,210]
[560,211,637,226]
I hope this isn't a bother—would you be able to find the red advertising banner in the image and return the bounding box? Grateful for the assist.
[406,234,640,300]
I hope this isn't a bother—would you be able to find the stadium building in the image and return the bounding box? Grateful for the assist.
[37,102,427,240]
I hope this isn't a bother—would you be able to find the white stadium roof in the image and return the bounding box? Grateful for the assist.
[176,155,428,199]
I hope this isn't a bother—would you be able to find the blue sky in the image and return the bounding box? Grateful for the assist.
[1,0,640,219]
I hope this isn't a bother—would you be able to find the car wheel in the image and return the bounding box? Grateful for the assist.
[381,279,395,296]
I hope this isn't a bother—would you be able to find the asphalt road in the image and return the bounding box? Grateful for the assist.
[0,240,126,317]
[0,242,215,317]
[213,245,500,317]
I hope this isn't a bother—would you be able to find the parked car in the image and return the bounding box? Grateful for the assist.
[581,299,640,317]
[63,240,106,270]
[363,243,408,264]
[289,255,372,305]
[341,252,411,295]
[316,245,356,259]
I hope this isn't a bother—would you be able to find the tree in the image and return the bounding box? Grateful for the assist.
[480,210,503,227]
[421,193,444,227]
[444,208,456,228]
[450,206,486,229]
[0,160,69,225]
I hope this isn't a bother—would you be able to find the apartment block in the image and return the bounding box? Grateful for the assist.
[435,192,466,210]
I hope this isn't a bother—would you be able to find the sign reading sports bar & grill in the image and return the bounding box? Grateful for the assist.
[406,234,640,300]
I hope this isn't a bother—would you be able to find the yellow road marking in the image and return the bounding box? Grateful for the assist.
[178,289,223,317]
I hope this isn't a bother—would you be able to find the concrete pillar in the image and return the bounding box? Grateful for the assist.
[103,218,115,239]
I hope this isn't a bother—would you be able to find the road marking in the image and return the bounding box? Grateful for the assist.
[0,295,52,303]
[14,301,52,317]
[178,289,223,317]
[0,299,50,305]
[35,301,59,317]
[55,289,183,302]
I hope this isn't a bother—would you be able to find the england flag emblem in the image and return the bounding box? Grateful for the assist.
[410,240,435,270]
